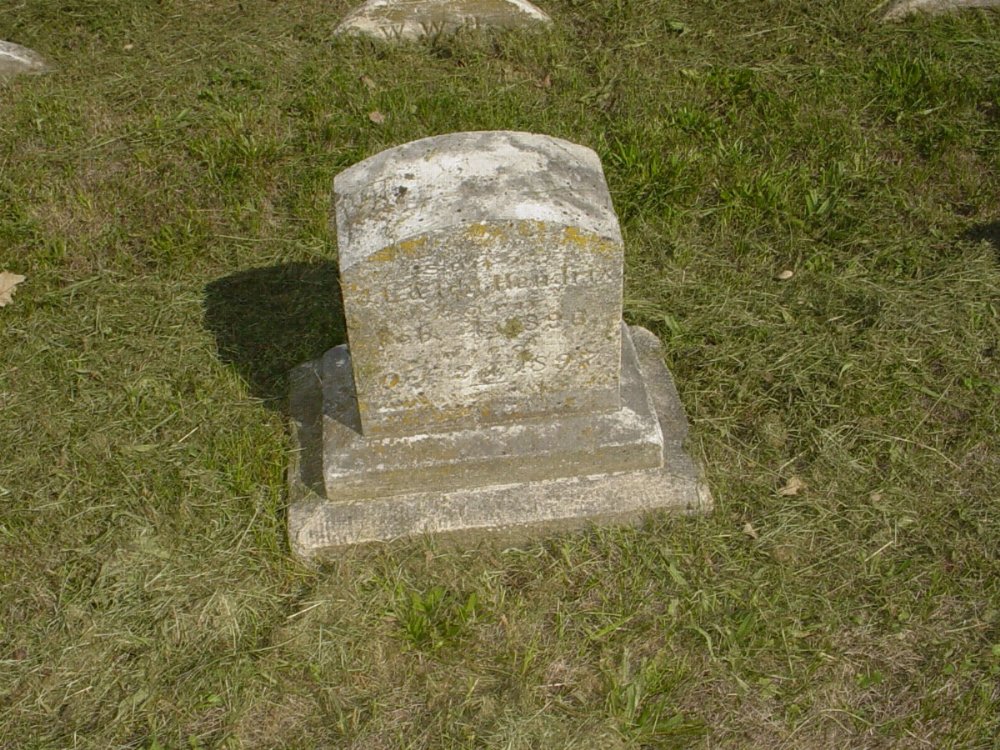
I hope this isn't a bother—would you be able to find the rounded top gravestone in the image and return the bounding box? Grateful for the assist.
[334,131,625,437]
[286,130,712,554]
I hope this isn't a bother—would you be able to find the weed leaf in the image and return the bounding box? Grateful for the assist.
[0,272,26,307]
[778,476,805,496]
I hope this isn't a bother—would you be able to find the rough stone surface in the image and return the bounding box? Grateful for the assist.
[336,131,623,437]
[287,131,710,556]
[0,41,49,76]
[288,325,711,555]
[882,0,1000,19]
[335,0,551,41]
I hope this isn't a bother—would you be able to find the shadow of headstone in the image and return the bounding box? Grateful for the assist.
[204,262,346,412]
[963,221,1000,260]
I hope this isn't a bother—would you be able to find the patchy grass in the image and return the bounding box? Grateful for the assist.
[1,0,998,747]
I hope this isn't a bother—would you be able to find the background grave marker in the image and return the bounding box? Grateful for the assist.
[0,41,49,76]
[882,0,1000,20]
[335,0,552,41]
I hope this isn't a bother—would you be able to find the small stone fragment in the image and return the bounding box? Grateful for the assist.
[0,40,49,77]
[882,0,1000,21]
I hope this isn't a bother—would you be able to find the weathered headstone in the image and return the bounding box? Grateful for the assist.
[882,0,1000,20]
[287,131,710,556]
[0,41,49,77]
[335,0,551,41]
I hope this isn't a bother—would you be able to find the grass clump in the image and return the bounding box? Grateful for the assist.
[1,0,999,747]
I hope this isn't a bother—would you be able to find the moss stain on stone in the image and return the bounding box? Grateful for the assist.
[501,318,524,339]
[517,219,547,237]
[561,226,617,254]
[466,223,501,243]
[370,236,428,263]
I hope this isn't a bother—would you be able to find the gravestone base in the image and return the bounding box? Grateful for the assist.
[287,325,711,557]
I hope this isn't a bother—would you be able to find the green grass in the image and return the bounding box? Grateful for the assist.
[1,1,999,747]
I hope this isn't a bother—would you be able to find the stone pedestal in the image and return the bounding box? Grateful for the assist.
[287,132,710,557]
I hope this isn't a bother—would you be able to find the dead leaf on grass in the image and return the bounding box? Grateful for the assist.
[777,476,805,496]
[771,544,796,563]
[742,521,759,540]
[0,272,26,307]
[368,110,385,124]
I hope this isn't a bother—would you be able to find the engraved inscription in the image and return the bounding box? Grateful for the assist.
[417,14,485,36]
[341,219,623,435]
[368,12,501,41]
[379,23,406,39]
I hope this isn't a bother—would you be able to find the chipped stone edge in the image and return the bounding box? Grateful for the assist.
[882,0,1000,20]
[287,325,712,559]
